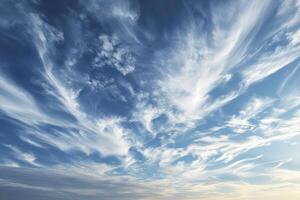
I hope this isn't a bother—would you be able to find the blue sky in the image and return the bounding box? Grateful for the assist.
[1,0,300,199]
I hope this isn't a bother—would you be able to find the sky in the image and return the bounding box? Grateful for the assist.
[0,0,300,199]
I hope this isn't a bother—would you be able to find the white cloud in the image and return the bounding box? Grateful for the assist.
[28,117,130,157]
[2,1,300,199]
[288,29,300,46]
[133,0,274,134]
[0,160,20,168]
[4,145,40,167]
[0,74,63,126]
[94,34,136,75]
[242,45,300,87]
[6,14,132,157]
[227,97,274,133]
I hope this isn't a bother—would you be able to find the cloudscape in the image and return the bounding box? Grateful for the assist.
[1,0,300,199]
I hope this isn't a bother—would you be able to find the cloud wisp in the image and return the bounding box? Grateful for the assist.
[1,0,300,199]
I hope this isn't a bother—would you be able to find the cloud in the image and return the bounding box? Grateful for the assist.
[0,74,61,126]
[227,97,274,133]
[1,0,300,199]
[242,44,300,87]
[93,34,136,76]
[26,14,131,157]
[3,145,39,167]
[130,0,273,133]
[0,166,165,200]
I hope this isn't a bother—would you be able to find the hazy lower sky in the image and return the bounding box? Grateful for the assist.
[1,0,300,199]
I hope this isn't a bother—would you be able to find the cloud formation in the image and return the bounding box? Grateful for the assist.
[1,0,300,199]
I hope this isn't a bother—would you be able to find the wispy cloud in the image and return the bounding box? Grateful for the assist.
[1,0,300,199]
